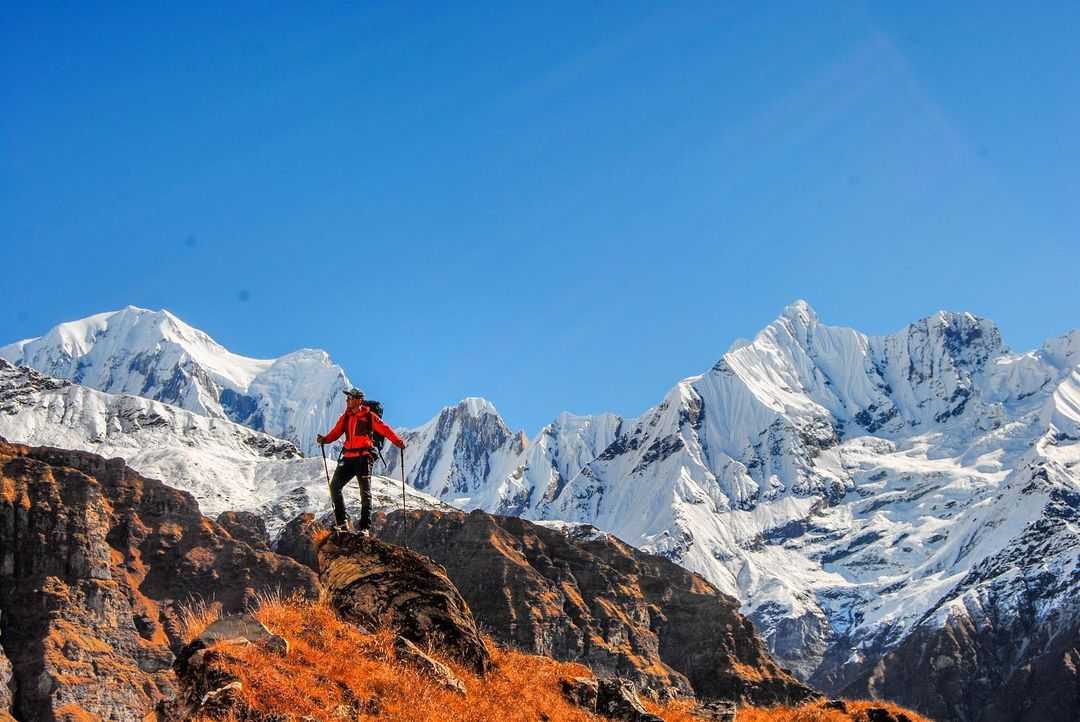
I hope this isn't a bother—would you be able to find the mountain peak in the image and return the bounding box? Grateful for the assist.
[0,307,350,455]
[780,299,819,325]
[456,397,499,417]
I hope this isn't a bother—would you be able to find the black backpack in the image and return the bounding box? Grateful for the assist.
[362,400,386,451]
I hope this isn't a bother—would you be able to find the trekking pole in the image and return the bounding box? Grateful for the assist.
[320,443,332,504]
[400,446,408,549]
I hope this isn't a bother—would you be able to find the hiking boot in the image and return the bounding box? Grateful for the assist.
[357,528,371,538]
[332,521,351,533]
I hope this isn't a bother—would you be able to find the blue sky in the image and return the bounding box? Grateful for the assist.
[3,3,1078,433]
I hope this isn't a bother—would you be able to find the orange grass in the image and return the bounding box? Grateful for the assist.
[206,596,933,722]
[217,595,598,722]
[175,598,223,644]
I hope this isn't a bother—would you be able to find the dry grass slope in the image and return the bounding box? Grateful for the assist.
[186,596,933,722]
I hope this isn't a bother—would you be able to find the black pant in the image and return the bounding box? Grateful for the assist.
[330,455,372,529]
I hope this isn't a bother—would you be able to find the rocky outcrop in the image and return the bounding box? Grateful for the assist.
[559,676,665,722]
[272,511,325,570]
[844,615,1080,722]
[155,614,294,722]
[194,613,289,655]
[0,643,13,722]
[216,510,270,550]
[0,443,318,721]
[371,508,816,704]
[317,530,493,675]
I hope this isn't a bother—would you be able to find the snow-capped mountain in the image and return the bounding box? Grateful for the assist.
[522,302,1080,718]
[0,306,348,455]
[4,301,1078,719]
[0,358,447,535]
[378,301,1080,718]
[381,399,627,516]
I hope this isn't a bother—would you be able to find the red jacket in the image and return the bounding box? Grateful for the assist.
[322,406,404,458]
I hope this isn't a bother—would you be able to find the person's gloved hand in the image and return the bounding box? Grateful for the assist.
[317,434,327,445]
[396,439,407,449]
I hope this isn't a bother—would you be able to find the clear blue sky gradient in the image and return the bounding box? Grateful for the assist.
[3,3,1078,432]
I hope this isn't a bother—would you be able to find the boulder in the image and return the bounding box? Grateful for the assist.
[318,530,492,675]
[158,643,247,722]
[0,643,13,722]
[559,676,665,722]
[693,700,737,721]
[273,512,325,571]
[196,613,289,656]
[595,679,665,722]
[865,708,915,722]
[559,677,599,710]
[217,511,270,550]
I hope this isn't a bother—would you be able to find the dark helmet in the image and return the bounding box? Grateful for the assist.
[343,388,365,400]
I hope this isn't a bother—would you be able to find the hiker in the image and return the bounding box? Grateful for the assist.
[317,388,406,534]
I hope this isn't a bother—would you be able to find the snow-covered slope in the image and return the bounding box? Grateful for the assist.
[528,302,1080,692]
[380,399,628,517]
[0,359,447,536]
[0,306,348,455]
[372,301,1080,701]
[5,300,1078,713]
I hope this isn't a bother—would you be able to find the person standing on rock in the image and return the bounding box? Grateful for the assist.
[317,388,406,534]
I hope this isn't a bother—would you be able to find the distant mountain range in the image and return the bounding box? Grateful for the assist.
[0,306,348,456]
[3,302,1078,721]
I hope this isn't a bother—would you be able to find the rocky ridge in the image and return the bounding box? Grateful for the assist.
[0,442,317,721]
[278,506,817,705]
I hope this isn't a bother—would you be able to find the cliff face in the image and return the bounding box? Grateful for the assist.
[367,509,816,705]
[843,605,1080,722]
[0,442,318,722]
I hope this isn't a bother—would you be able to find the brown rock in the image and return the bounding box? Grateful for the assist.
[317,530,493,675]
[864,707,914,722]
[693,700,738,721]
[162,642,248,722]
[217,511,270,550]
[376,508,816,704]
[560,676,600,711]
[843,614,1080,722]
[273,512,326,570]
[0,643,13,721]
[0,442,318,721]
[197,613,289,656]
[595,679,665,722]
[559,677,665,722]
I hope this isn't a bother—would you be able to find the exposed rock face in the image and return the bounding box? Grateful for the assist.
[559,676,665,722]
[837,467,1080,722]
[373,508,816,704]
[272,511,326,570]
[844,616,1080,722]
[160,643,248,722]
[217,510,271,550]
[157,614,296,722]
[0,643,13,722]
[0,443,318,721]
[317,530,493,675]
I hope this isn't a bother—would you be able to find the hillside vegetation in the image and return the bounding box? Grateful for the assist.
[184,595,933,722]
